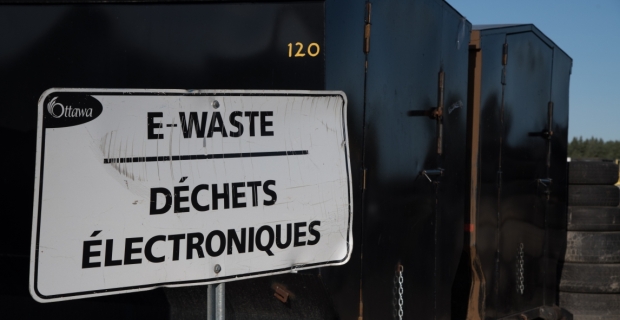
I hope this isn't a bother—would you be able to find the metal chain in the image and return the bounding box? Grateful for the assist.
[392,271,398,320]
[517,243,524,295]
[398,265,404,320]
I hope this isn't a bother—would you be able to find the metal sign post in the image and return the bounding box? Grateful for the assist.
[206,283,224,320]
[215,283,225,320]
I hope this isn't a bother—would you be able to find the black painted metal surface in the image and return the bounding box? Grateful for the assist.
[468,24,571,319]
[0,1,325,319]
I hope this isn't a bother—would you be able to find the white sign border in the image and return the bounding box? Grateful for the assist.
[29,89,352,302]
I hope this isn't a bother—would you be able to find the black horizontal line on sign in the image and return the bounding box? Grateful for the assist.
[103,150,309,164]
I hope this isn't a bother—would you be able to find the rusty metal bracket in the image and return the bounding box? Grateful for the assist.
[272,283,292,303]
[436,71,444,154]
[407,71,445,155]
[363,3,371,53]
[408,108,441,119]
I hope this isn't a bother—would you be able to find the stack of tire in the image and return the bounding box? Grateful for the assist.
[560,159,620,319]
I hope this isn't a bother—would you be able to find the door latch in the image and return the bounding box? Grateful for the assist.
[408,71,445,155]
[421,168,444,183]
[537,178,552,199]
[528,101,554,140]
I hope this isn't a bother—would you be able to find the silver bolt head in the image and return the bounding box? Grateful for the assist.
[212,100,220,109]
[214,264,222,273]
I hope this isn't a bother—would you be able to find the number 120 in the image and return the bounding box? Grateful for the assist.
[288,42,320,57]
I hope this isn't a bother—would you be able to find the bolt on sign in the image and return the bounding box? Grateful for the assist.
[30,89,352,302]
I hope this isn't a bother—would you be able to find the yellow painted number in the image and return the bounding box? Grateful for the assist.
[307,43,320,57]
[294,42,305,57]
[287,42,320,58]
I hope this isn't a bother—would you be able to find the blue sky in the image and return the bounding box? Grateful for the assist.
[446,0,620,141]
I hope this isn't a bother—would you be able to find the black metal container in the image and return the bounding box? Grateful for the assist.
[463,24,572,319]
[0,0,479,319]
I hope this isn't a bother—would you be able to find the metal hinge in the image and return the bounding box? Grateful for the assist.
[362,168,367,190]
[497,170,503,189]
[358,280,364,320]
[501,43,508,85]
[363,3,372,54]
[546,101,554,169]
[436,70,444,155]
[546,101,554,139]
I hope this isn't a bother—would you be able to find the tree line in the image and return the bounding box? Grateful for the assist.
[568,137,620,160]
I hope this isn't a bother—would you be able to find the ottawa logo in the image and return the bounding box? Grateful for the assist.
[42,92,103,128]
[47,96,93,118]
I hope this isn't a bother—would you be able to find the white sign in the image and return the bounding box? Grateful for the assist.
[30,89,352,302]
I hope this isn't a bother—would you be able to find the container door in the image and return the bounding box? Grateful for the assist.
[361,1,470,319]
[362,1,444,318]
[496,32,553,316]
[544,48,571,308]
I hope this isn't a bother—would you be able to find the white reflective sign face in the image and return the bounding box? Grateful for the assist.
[30,89,352,302]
